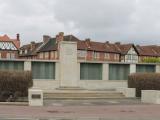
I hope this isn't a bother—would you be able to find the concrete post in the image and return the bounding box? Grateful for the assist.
[130,64,136,74]
[55,62,60,81]
[156,64,160,73]
[24,61,31,71]
[103,63,109,80]
[77,62,80,81]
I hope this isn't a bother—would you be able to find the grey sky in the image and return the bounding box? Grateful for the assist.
[0,0,160,45]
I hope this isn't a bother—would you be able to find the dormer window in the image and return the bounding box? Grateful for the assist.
[25,50,28,54]
[19,50,23,54]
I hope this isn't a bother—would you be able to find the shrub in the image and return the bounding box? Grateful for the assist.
[128,73,160,97]
[142,57,160,63]
[0,70,33,101]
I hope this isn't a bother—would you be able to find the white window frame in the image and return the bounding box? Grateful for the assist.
[78,50,87,58]
[44,52,49,59]
[105,53,110,59]
[93,52,100,59]
[39,53,43,59]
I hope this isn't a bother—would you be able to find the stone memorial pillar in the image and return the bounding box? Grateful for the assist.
[59,41,78,88]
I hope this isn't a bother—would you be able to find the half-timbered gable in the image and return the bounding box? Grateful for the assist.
[0,34,20,59]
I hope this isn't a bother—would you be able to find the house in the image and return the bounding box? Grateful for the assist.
[19,32,160,63]
[116,43,139,63]
[0,34,20,59]
[19,32,121,62]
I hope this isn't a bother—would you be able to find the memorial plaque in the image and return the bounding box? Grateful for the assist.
[32,94,41,99]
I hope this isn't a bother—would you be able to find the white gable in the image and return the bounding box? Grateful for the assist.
[127,47,137,55]
[125,46,138,63]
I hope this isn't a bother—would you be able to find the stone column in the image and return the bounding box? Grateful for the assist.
[130,64,136,74]
[59,41,78,87]
[24,61,31,71]
[156,64,160,73]
[103,63,109,80]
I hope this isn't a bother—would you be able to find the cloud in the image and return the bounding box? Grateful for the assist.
[54,0,160,45]
[0,0,78,44]
[0,0,160,45]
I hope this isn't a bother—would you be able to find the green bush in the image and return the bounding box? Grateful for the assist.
[128,73,160,97]
[0,70,33,101]
[142,57,160,63]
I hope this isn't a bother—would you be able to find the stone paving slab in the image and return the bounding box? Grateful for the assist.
[0,104,160,119]
[0,98,159,120]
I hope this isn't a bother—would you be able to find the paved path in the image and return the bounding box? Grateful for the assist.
[0,104,160,120]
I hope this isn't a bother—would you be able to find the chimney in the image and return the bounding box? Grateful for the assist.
[85,38,91,48]
[56,32,64,43]
[16,34,20,41]
[30,41,36,50]
[43,35,50,43]
[115,42,121,45]
[105,41,109,44]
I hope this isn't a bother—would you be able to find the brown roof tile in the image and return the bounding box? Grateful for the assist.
[136,45,160,57]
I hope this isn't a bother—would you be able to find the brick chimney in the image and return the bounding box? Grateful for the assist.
[115,42,121,45]
[30,41,36,50]
[43,35,50,43]
[56,32,64,43]
[85,38,91,48]
[16,33,20,41]
[105,41,109,44]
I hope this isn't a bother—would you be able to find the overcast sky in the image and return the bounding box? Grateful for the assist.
[0,0,160,45]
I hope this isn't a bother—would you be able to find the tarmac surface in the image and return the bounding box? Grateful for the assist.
[0,98,160,120]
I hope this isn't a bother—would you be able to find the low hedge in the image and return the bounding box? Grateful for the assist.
[128,73,160,97]
[0,70,33,101]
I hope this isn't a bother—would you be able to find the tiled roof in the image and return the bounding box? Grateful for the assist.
[117,44,134,55]
[19,42,43,56]
[0,35,10,40]
[136,45,160,57]
[20,34,160,57]
[78,41,121,53]
[38,38,57,52]
[0,34,20,48]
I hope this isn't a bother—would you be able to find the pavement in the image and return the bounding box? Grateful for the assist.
[0,98,160,120]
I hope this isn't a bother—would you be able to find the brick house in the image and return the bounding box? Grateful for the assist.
[19,32,121,62]
[0,34,20,59]
[116,43,139,63]
[19,32,160,63]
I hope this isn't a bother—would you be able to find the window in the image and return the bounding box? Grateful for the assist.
[6,53,10,59]
[55,51,58,59]
[109,64,130,80]
[50,51,54,59]
[136,65,155,73]
[19,50,23,54]
[94,52,100,59]
[39,53,43,59]
[10,53,15,59]
[114,54,119,60]
[0,61,24,71]
[25,50,27,54]
[32,62,55,79]
[80,63,102,80]
[104,53,110,59]
[44,52,49,59]
[78,50,87,58]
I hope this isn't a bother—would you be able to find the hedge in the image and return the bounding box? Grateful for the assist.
[0,70,33,102]
[128,73,160,97]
